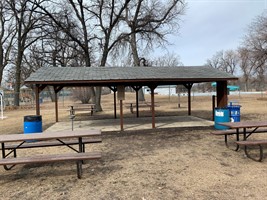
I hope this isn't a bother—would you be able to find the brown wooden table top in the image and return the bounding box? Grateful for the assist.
[0,129,101,143]
[219,121,267,129]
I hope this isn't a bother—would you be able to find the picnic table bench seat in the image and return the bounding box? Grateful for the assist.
[211,129,236,135]
[211,128,267,150]
[236,140,267,162]
[211,128,267,136]
[0,152,101,178]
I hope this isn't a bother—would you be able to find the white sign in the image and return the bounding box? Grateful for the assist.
[215,111,224,117]
[0,90,3,96]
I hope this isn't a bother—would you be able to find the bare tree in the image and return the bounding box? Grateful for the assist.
[206,51,223,70]
[117,0,185,101]
[206,50,238,75]
[28,0,186,108]
[152,53,183,67]
[242,13,267,91]
[8,0,43,106]
[89,0,131,111]
[33,0,94,67]
[122,0,186,66]
[237,47,256,91]
[0,1,16,86]
[72,87,92,104]
[34,0,131,110]
[221,50,239,75]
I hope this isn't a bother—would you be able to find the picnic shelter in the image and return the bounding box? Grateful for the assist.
[25,66,238,130]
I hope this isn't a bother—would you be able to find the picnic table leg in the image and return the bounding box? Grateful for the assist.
[243,128,246,140]
[78,137,83,153]
[235,128,240,151]
[77,137,83,178]
[77,161,83,179]
[224,135,228,147]
[244,145,264,162]
[130,103,133,113]
[78,137,84,161]
[1,143,15,170]
[90,105,94,116]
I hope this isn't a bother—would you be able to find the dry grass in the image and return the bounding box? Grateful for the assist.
[0,92,267,200]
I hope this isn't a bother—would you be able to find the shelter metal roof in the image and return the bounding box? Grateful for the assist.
[25,66,238,87]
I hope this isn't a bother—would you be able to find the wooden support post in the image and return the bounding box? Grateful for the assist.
[117,85,125,131]
[183,83,193,116]
[149,85,157,129]
[188,89,191,116]
[109,86,117,119]
[114,91,117,119]
[136,89,139,118]
[35,85,40,116]
[132,86,142,118]
[120,99,123,131]
[212,95,216,121]
[54,86,63,122]
[35,84,47,117]
[216,81,228,108]
[55,91,58,122]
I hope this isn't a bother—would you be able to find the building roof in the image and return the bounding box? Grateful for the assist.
[25,66,238,87]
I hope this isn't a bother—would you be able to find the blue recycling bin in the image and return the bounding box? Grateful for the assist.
[228,102,241,122]
[24,115,42,134]
[214,108,230,130]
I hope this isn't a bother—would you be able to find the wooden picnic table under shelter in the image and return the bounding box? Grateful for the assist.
[24,66,238,130]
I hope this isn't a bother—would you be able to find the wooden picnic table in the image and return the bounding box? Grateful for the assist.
[125,102,159,113]
[69,104,95,116]
[219,121,267,161]
[219,121,267,142]
[0,130,101,178]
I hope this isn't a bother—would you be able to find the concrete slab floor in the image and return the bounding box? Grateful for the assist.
[45,116,214,132]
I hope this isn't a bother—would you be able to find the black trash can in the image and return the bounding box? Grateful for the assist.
[24,115,42,134]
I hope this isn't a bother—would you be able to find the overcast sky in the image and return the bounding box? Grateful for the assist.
[161,0,267,66]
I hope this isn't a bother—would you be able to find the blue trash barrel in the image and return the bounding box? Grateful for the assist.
[228,103,241,122]
[214,108,230,130]
[24,115,42,134]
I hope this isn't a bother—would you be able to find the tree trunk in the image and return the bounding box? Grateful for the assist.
[94,42,109,112]
[130,32,145,101]
[47,86,56,102]
[95,87,102,111]
[14,52,23,106]
[0,46,3,85]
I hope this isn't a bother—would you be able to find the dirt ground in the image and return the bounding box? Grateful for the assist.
[0,92,267,200]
